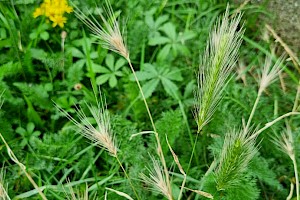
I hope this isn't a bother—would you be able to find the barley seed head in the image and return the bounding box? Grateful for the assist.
[73,0,129,60]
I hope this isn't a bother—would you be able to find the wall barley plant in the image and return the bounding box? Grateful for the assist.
[272,123,299,200]
[215,128,258,191]
[55,92,140,200]
[194,7,244,132]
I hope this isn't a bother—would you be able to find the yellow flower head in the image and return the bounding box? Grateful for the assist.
[33,0,73,28]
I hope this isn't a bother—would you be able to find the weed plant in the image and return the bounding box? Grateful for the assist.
[0,0,300,199]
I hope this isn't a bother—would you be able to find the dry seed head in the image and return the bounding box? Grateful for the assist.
[140,156,172,200]
[55,96,118,157]
[259,56,284,94]
[272,124,295,160]
[73,0,129,60]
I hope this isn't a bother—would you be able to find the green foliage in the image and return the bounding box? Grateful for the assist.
[95,54,126,88]
[0,0,299,199]
[132,63,183,99]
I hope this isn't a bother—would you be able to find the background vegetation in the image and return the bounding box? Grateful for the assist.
[0,0,299,199]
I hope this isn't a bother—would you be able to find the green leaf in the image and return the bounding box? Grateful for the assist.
[40,31,49,40]
[105,54,115,70]
[30,48,47,60]
[141,79,160,98]
[161,77,179,98]
[184,80,195,98]
[177,31,196,42]
[160,22,177,41]
[109,75,117,88]
[93,66,110,73]
[115,58,126,70]
[27,122,35,133]
[157,44,171,61]
[96,74,111,85]
[164,68,183,81]
[70,47,84,58]
[148,36,170,46]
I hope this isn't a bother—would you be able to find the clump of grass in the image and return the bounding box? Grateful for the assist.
[73,0,171,197]
[215,128,258,191]
[194,7,244,132]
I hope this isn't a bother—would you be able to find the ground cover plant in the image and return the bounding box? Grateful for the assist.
[0,0,300,199]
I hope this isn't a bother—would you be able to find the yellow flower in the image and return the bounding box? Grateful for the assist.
[33,0,72,28]
[50,15,67,28]
[33,7,44,18]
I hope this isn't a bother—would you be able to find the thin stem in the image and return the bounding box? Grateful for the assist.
[292,156,299,200]
[248,112,300,141]
[0,133,47,200]
[116,156,141,200]
[178,100,199,166]
[127,59,172,198]
[292,82,300,112]
[178,174,187,200]
[245,91,262,132]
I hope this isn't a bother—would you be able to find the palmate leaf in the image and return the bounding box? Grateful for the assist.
[131,63,182,99]
[95,54,125,88]
[148,22,196,60]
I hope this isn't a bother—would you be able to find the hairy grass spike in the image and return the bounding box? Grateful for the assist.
[215,128,258,191]
[194,6,244,132]
[72,0,129,60]
[245,56,284,132]
[140,155,173,200]
[54,95,118,157]
[272,123,299,200]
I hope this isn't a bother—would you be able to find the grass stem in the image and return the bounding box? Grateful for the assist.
[127,59,172,198]
[116,156,141,200]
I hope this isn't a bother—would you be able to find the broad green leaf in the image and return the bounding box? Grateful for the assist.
[105,54,115,70]
[93,66,110,73]
[27,122,35,133]
[157,44,171,62]
[90,51,99,59]
[40,31,49,40]
[177,31,196,42]
[160,22,177,41]
[109,75,117,88]
[96,74,111,85]
[130,71,154,81]
[141,79,160,98]
[115,71,123,77]
[70,47,84,58]
[164,68,183,81]
[148,36,170,46]
[115,58,126,70]
[161,77,179,99]
[155,15,169,28]
[30,48,47,60]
